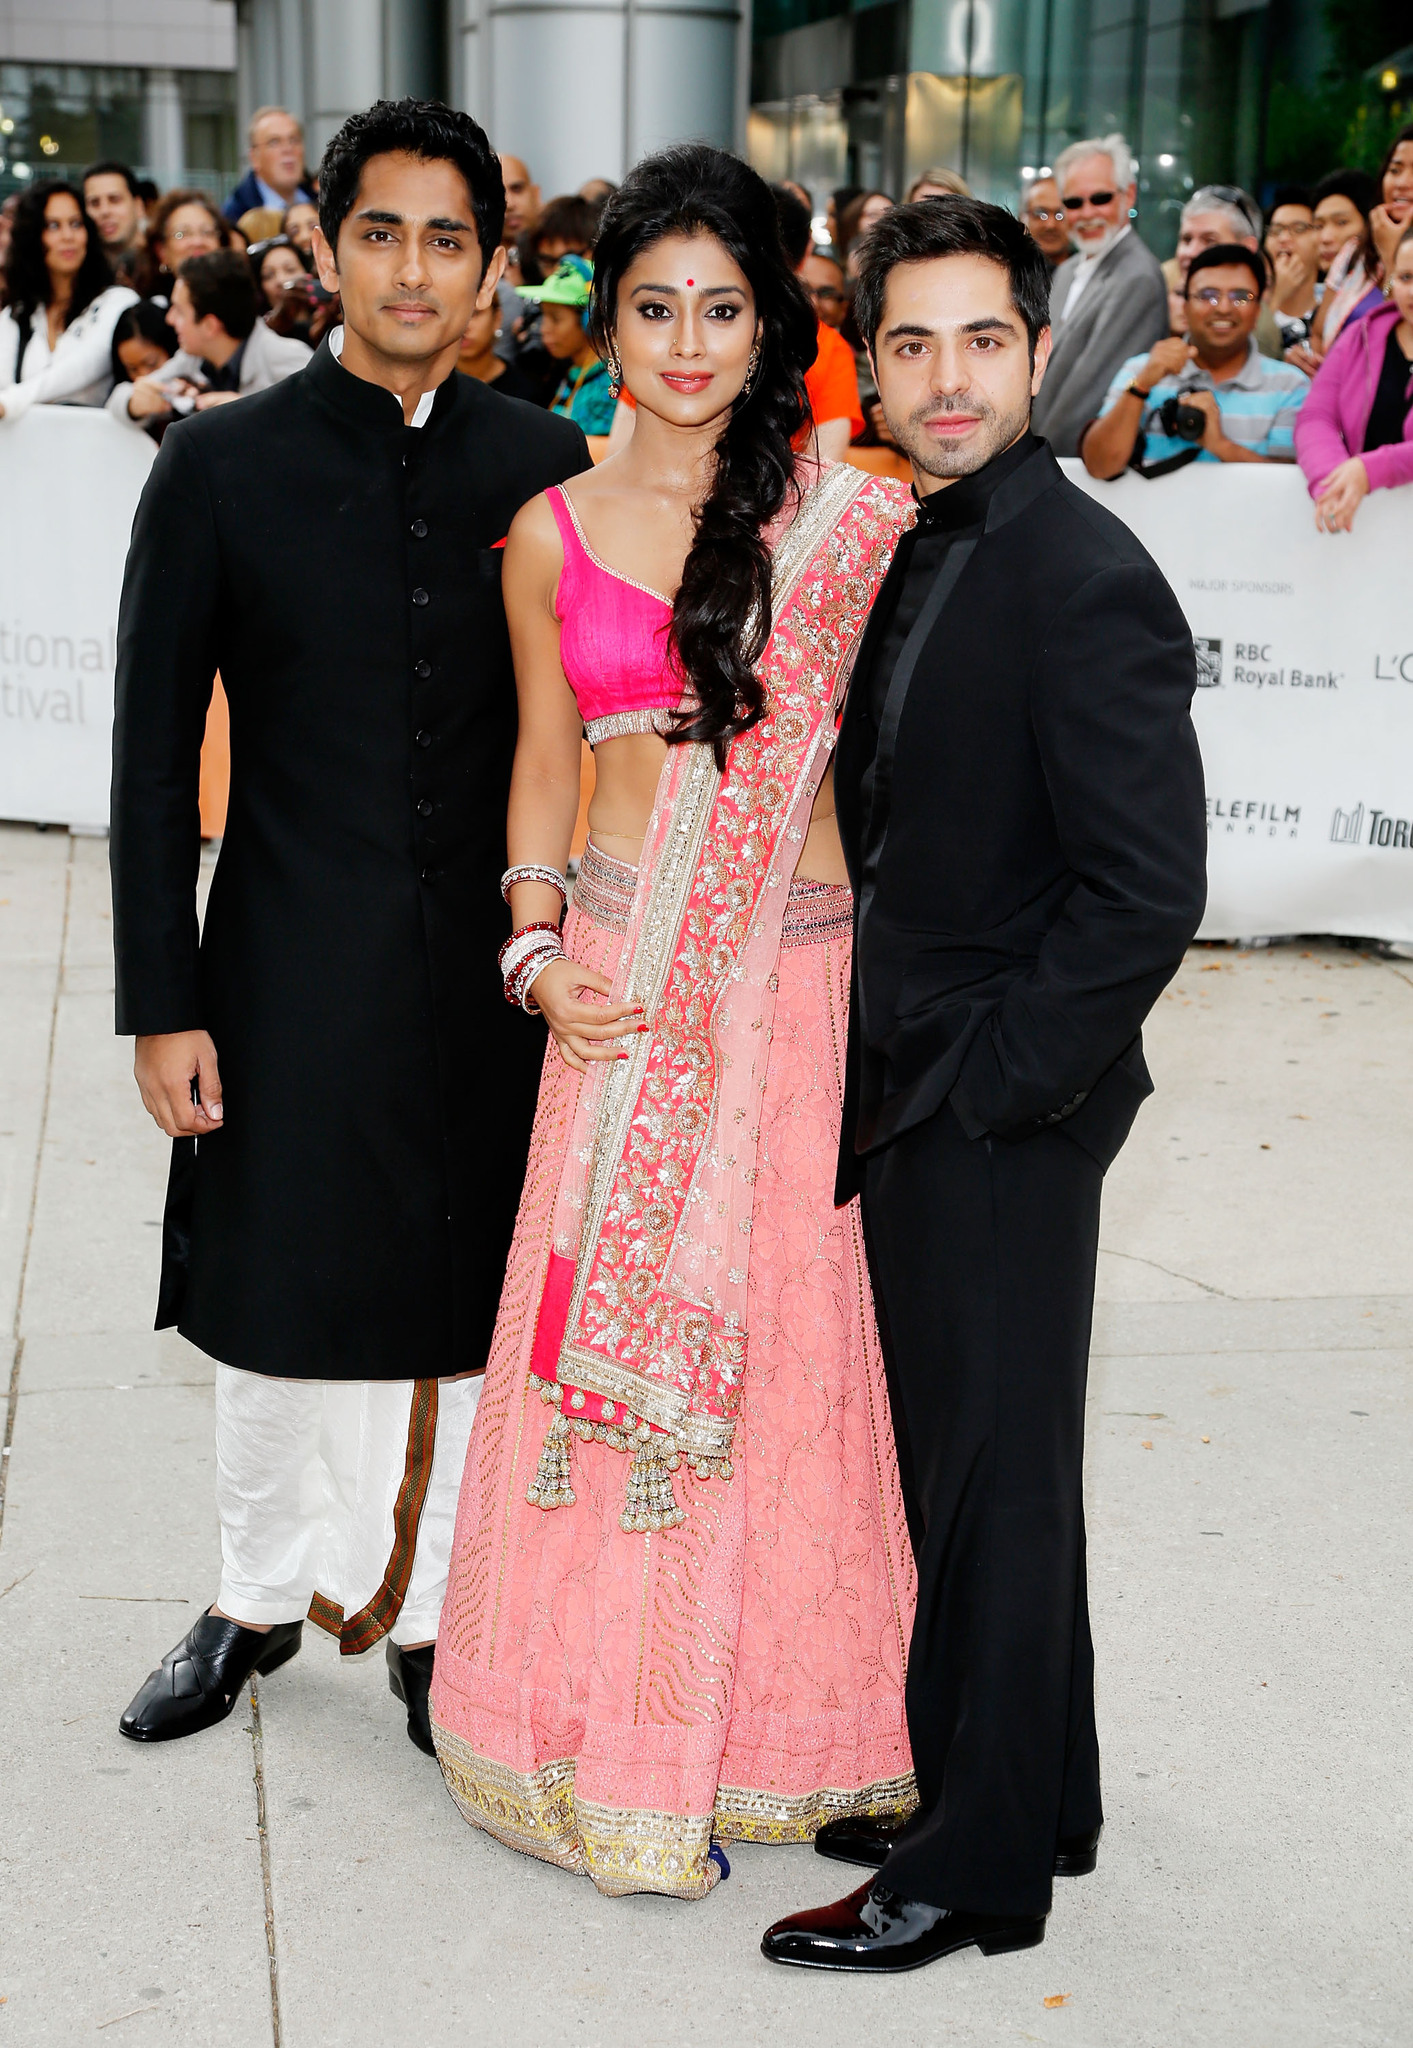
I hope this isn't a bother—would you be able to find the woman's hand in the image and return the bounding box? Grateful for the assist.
[1313,456,1370,533]
[530,957,645,1073]
[1370,204,1405,278]
[1284,342,1322,380]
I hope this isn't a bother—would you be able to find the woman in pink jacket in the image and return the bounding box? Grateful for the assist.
[1295,223,1413,531]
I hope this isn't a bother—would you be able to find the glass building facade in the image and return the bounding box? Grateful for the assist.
[747,0,1382,256]
[0,64,237,204]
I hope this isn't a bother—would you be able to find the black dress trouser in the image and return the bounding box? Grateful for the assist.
[861,1102,1105,1919]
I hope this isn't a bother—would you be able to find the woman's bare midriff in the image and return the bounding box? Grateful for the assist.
[585,735,849,885]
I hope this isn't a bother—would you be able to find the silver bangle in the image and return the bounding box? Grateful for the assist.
[501,863,567,905]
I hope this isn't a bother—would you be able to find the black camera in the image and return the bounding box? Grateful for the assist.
[1157,395,1207,443]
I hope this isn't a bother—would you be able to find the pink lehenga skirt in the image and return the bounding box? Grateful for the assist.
[431,843,917,1899]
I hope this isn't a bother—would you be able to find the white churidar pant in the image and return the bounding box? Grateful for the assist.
[213,1366,481,1648]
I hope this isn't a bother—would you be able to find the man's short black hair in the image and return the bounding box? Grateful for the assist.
[854,196,1051,359]
[83,160,140,197]
[531,193,598,255]
[773,184,812,269]
[1185,242,1267,297]
[1311,167,1376,219]
[1264,184,1312,224]
[178,249,260,341]
[317,97,504,262]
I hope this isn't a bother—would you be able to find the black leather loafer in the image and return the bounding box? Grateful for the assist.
[119,1612,302,1742]
[816,1812,1102,1879]
[762,1879,1046,1973]
[386,1641,437,1756]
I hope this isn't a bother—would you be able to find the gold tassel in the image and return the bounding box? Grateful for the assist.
[527,1412,576,1511]
[620,1425,686,1534]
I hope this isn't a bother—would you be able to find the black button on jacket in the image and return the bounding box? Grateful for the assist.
[110,341,591,1379]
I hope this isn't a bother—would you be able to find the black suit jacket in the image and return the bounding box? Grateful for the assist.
[110,343,590,1378]
[835,438,1206,1201]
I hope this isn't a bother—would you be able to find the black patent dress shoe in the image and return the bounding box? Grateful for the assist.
[386,1641,437,1756]
[762,1879,1045,1973]
[119,1612,302,1742]
[1053,1824,1102,1876]
[816,1812,1102,1878]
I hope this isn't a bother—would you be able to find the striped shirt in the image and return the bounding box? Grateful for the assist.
[1099,338,1309,465]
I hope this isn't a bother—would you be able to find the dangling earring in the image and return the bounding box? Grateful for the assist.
[741,342,761,399]
[607,344,623,399]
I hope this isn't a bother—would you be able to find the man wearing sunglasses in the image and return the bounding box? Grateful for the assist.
[1031,132,1168,455]
[1081,244,1309,479]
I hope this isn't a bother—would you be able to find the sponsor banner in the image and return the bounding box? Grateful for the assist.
[1063,462,1413,942]
[0,407,154,830]
[1,417,1407,944]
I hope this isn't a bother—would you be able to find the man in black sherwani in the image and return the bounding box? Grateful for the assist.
[111,100,589,1754]
[763,200,1207,1968]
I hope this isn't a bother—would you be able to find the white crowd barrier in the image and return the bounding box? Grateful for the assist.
[1061,460,1413,943]
[1,409,1408,941]
[0,408,155,832]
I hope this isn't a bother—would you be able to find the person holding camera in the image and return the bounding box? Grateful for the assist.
[108,248,310,429]
[1081,244,1308,479]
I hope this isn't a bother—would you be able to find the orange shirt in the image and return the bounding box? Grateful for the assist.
[805,319,863,441]
[613,321,863,444]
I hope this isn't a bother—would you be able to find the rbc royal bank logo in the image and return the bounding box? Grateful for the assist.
[1193,636,1222,688]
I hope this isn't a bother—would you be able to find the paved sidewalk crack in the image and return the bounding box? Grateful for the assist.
[0,838,73,1551]
[247,1673,283,2047]
[1098,1246,1230,1296]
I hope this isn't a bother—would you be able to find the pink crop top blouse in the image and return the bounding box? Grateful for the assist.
[546,485,683,744]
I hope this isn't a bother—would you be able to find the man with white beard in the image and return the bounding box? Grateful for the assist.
[1031,133,1168,455]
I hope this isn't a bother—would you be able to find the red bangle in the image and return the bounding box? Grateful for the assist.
[497,919,563,971]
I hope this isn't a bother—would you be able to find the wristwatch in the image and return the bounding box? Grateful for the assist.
[1126,381,1150,402]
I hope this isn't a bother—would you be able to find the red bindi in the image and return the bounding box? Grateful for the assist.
[686,278,694,287]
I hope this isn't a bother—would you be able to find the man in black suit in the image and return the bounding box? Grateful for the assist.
[762,198,1207,1970]
[111,100,589,1755]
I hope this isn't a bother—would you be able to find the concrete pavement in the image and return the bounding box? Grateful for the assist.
[1,820,1409,2047]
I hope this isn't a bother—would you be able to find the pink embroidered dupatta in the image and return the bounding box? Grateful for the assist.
[526,464,912,1526]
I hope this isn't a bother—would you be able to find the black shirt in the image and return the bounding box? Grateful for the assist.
[1364,326,1413,451]
[202,337,246,393]
[475,359,543,406]
[868,432,1042,723]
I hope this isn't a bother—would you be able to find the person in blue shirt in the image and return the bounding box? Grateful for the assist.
[1081,243,1309,478]
[520,254,617,438]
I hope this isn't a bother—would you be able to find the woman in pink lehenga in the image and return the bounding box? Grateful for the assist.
[431,145,917,1900]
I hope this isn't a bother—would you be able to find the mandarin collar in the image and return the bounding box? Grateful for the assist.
[912,431,1042,533]
[305,333,461,435]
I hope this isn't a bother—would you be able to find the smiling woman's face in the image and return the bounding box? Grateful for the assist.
[259,244,305,305]
[613,231,760,430]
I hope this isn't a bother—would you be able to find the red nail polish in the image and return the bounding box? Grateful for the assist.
[637,1024,650,1033]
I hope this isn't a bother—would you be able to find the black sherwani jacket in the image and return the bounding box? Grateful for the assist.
[836,436,1207,1200]
[111,342,590,1380]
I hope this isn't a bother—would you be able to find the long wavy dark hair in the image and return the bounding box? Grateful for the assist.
[588,145,817,764]
[2,181,115,334]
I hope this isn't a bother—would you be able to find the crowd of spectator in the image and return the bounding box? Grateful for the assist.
[0,101,1408,524]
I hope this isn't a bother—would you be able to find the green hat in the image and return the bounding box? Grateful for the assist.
[519,253,593,308]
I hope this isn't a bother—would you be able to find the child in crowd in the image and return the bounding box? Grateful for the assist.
[520,254,616,437]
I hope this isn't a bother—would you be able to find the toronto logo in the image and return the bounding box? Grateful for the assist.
[1331,803,1413,849]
